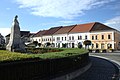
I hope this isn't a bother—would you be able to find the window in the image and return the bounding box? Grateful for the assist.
[53,38,55,41]
[80,36,82,40]
[96,43,98,48]
[57,37,60,41]
[108,34,111,39]
[92,36,94,40]
[62,37,63,41]
[85,35,87,40]
[72,36,74,40]
[78,35,82,40]
[102,35,104,39]
[92,44,94,49]
[69,36,71,40]
[65,37,66,41]
[95,35,97,40]
[101,43,104,49]
[107,44,112,49]
[78,36,80,40]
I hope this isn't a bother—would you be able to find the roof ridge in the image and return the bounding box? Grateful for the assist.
[68,24,77,33]
[89,22,97,32]
[76,22,97,26]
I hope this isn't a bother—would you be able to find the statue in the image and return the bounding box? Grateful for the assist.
[14,15,18,23]
[6,15,25,52]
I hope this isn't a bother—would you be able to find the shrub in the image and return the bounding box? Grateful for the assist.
[83,40,91,49]
[26,48,63,54]
[0,48,88,62]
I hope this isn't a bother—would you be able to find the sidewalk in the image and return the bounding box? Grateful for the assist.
[73,56,119,80]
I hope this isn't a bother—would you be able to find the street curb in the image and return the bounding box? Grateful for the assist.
[90,55,120,80]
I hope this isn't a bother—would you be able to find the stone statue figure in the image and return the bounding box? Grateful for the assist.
[14,15,18,23]
[6,15,25,52]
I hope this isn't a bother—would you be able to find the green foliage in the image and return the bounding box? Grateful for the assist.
[0,48,88,62]
[28,48,88,59]
[26,48,62,54]
[83,40,91,46]
[78,43,82,49]
[83,40,91,49]
[45,42,51,47]
[0,50,35,62]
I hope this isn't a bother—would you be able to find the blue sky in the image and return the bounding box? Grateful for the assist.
[0,0,120,36]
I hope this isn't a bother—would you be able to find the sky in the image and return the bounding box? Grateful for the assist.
[0,0,120,36]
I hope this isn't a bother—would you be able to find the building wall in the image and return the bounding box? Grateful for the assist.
[68,32,90,48]
[41,35,53,47]
[32,30,120,50]
[90,31,115,50]
[33,37,42,43]
[114,31,120,50]
[52,32,90,48]
[53,34,68,48]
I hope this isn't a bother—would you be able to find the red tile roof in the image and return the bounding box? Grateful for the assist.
[34,30,47,37]
[69,22,95,33]
[43,26,62,35]
[54,25,76,34]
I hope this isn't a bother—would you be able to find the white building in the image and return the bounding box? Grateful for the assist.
[53,25,75,48]
[32,22,120,50]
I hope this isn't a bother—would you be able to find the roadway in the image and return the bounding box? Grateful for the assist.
[73,52,120,80]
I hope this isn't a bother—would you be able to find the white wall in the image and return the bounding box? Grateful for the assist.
[53,34,68,48]
[68,32,90,48]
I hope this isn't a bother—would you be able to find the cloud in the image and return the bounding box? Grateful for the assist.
[15,0,114,19]
[0,28,10,37]
[6,8,10,10]
[39,20,81,28]
[105,16,120,30]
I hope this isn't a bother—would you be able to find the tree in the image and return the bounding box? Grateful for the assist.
[46,42,51,47]
[78,42,82,49]
[33,41,38,46]
[83,40,91,49]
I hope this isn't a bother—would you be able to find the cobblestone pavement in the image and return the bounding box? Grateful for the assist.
[73,56,119,80]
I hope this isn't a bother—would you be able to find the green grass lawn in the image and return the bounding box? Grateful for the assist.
[0,48,88,62]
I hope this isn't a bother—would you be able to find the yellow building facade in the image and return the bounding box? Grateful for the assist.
[90,30,120,51]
